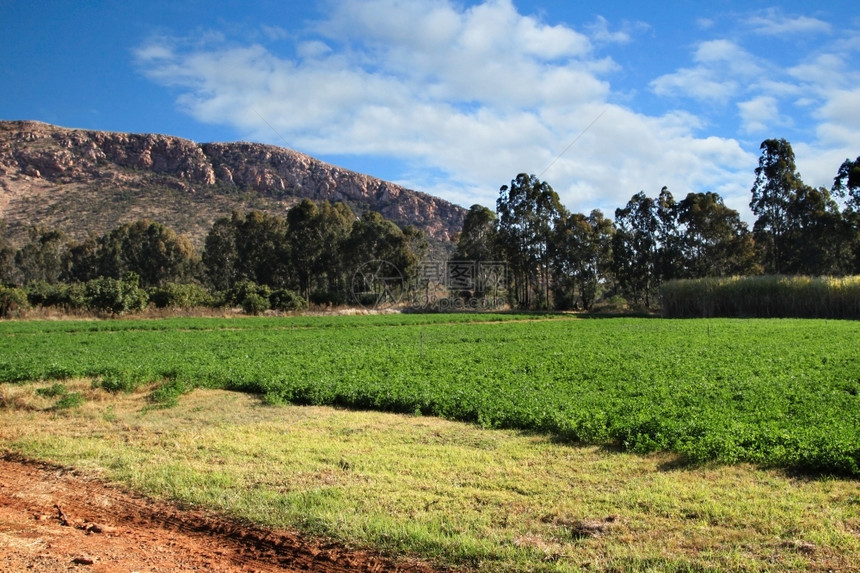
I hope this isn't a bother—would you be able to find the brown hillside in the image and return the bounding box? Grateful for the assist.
[0,120,466,248]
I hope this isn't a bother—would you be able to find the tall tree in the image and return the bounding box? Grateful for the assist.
[784,185,851,275]
[314,201,356,299]
[454,204,499,262]
[551,209,614,310]
[286,199,356,300]
[655,187,684,281]
[233,211,291,288]
[203,215,239,292]
[61,234,101,283]
[833,156,860,213]
[98,220,197,288]
[0,221,16,286]
[345,211,418,281]
[612,192,659,307]
[287,199,324,299]
[14,228,66,285]
[833,156,860,273]
[750,139,803,274]
[496,174,565,309]
[676,191,758,277]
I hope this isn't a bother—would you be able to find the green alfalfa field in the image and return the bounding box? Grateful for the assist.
[1,314,859,571]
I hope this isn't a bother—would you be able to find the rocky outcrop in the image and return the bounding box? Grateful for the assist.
[0,120,466,245]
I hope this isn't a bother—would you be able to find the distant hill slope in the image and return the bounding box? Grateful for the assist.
[0,120,466,248]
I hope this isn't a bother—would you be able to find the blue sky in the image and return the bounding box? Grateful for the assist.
[3,1,859,221]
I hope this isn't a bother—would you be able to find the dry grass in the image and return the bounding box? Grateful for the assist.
[2,384,859,572]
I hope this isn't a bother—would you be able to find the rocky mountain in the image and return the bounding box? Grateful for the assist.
[0,120,466,248]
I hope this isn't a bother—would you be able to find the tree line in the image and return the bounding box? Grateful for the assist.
[1,137,858,315]
[458,138,859,310]
[0,200,423,315]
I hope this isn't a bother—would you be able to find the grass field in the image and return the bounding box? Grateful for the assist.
[1,314,859,571]
[1,385,859,572]
[1,314,859,474]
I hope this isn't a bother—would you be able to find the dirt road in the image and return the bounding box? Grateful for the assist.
[0,454,444,572]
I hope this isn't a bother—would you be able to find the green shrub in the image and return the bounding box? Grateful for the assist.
[148,377,192,408]
[25,280,64,307]
[35,382,68,398]
[85,274,149,315]
[97,368,152,393]
[242,293,270,315]
[54,392,85,410]
[149,282,212,309]
[34,383,84,410]
[269,289,307,312]
[25,281,88,310]
[227,280,271,307]
[0,286,29,318]
[61,282,88,310]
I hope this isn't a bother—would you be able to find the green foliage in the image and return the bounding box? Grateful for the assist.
[227,280,271,307]
[35,382,68,398]
[148,376,193,408]
[84,274,149,315]
[613,191,660,307]
[96,219,198,288]
[241,293,270,315]
[2,315,860,475]
[661,275,860,319]
[345,211,419,286]
[54,391,85,410]
[269,288,307,312]
[455,204,498,263]
[35,382,84,409]
[0,286,29,318]
[551,209,613,310]
[497,173,566,309]
[97,367,156,393]
[148,282,212,309]
[14,228,66,285]
[202,216,238,292]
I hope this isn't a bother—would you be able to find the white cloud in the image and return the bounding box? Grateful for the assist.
[134,41,174,62]
[745,8,831,36]
[135,0,791,220]
[650,40,762,103]
[586,16,632,45]
[260,25,289,42]
[737,96,782,135]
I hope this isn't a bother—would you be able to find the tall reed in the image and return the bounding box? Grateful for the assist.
[661,275,860,318]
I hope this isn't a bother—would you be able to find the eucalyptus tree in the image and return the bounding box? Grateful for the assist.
[612,192,659,307]
[496,173,566,309]
[287,199,355,300]
[232,211,291,288]
[0,221,18,285]
[551,209,614,310]
[455,204,499,262]
[98,220,197,288]
[784,185,851,275]
[833,156,860,213]
[345,210,418,281]
[750,139,804,274]
[203,215,239,292]
[676,191,758,277]
[13,227,66,285]
[833,156,860,273]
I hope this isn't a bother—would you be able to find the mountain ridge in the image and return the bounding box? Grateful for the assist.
[0,120,466,248]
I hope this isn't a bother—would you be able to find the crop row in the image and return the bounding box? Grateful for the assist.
[2,316,859,475]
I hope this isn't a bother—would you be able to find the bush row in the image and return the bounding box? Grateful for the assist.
[1,276,307,318]
[661,275,860,319]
